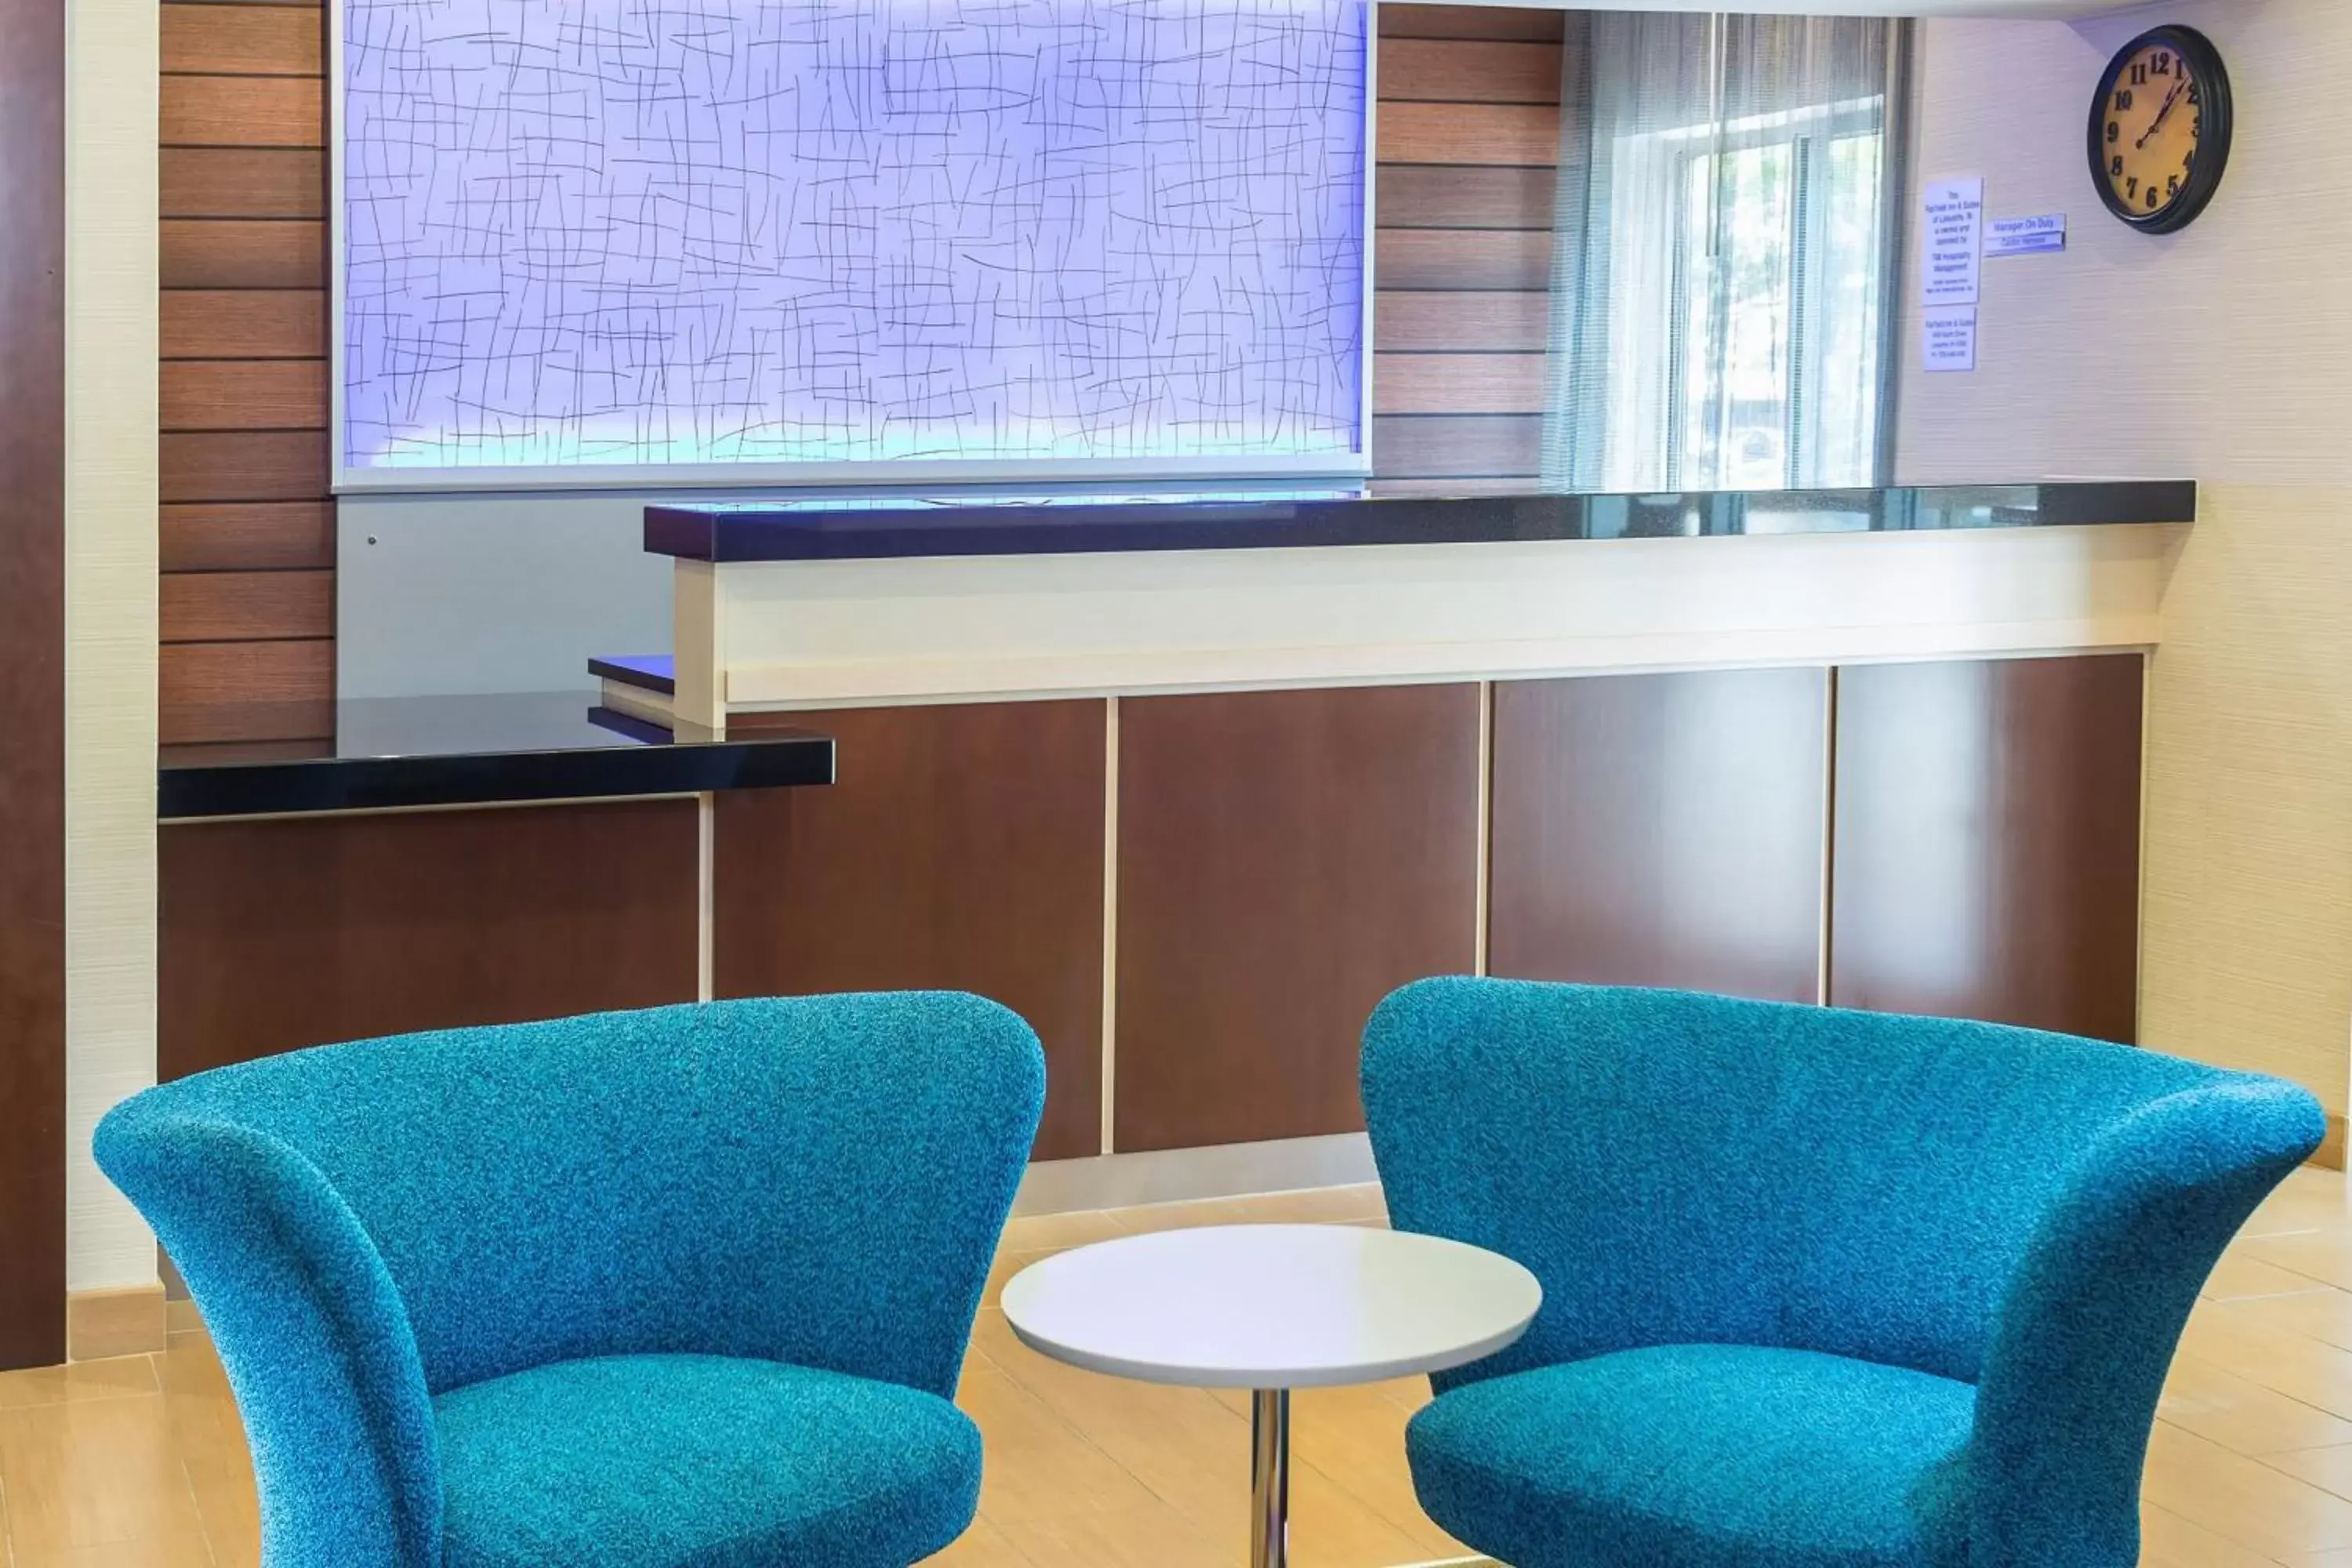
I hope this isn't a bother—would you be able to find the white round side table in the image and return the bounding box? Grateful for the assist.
[999,1223,1541,1568]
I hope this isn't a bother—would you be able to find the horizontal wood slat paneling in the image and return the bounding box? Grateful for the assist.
[1379,101,1559,167]
[161,149,322,218]
[1376,228,1553,291]
[1374,353,1546,416]
[1380,3,1563,42]
[1370,414,1543,477]
[161,570,332,643]
[162,290,323,359]
[1374,291,1548,352]
[1379,38,1561,104]
[162,220,324,288]
[162,75,322,147]
[161,502,333,572]
[161,430,327,502]
[1377,164,1556,230]
[163,0,332,745]
[162,359,328,430]
[159,638,332,744]
[1371,13,1563,479]
[162,4,321,74]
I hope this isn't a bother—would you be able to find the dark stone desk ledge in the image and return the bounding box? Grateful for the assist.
[644,481,2198,564]
[159,691,832,821]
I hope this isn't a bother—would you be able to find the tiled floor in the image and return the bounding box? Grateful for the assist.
[5,1169,2352,1566]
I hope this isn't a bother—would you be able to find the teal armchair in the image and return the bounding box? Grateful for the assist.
[1360,978,2321,1568]
[96,992,1045,1568]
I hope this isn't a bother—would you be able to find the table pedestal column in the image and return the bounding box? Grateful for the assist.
[1250,1388,1290,1568]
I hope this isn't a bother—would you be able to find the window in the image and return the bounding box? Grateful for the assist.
[1544,14,1905,495]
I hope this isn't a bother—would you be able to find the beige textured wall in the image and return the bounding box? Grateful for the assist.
[66,0,161,1287]
[1899,4,2352,1111]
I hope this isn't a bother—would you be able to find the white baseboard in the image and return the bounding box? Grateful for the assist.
[1014,1133,1376,1217]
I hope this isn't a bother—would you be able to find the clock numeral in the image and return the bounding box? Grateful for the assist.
[2107,120,2121,144]
[2168,173,2181,198]
[2111,154,2125,178]
[2114,88,2134,111]
[2154,51,2172,74]
[2126,176,2140,198]
[2183,148,2196,172]
[2188,83,2200,106]
[2132,63,2149,85]
[2147,187,2161,211]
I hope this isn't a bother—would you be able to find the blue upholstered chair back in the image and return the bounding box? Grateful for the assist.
[1362,979,2321,1393]
[96,993,1044,1568]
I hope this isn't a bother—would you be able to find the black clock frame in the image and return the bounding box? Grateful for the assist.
[2087,24,2234,234]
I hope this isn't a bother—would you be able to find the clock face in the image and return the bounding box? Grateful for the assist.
[2091,27,2233,234]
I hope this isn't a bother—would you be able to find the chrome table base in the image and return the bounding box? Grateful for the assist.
[1250,1388,1291,1568]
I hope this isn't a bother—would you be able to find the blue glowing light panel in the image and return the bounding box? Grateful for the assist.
[337,0,1370,485]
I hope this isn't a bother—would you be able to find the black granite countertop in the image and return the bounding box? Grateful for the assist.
[644,481,2198,564]
[159,692,832,820]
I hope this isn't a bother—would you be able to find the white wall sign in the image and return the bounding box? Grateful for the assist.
[1921,178,1985,307]
[1923,306,1979,373]
[1986,213,2067,257]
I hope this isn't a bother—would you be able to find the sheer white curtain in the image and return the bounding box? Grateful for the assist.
[1541,14,1906,493]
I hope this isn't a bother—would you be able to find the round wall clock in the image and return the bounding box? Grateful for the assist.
[2089,25,2234,234]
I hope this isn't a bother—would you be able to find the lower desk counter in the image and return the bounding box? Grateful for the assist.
[159,658,2149,1178]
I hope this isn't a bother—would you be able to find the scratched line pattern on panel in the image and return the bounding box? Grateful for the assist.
[340,0,1368,474]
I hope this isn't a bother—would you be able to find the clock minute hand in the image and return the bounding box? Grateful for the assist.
[2136,78,2189,150]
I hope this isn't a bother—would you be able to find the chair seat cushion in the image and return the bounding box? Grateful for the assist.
[1406,1344,1976,1568]
[434,1352,982,1568]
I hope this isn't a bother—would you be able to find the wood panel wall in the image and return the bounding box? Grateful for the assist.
[1371,5,1565,493]
[160,0,332,747]
[1112,686,1483,1153]
[1489,670,1828,1005]
[159,801,701,1082]
[0,0,68,1372]
[1831,655,2146,1044]
[713,704,1109,1163]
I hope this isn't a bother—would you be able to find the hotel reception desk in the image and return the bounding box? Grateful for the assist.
[162,483,2194,1207]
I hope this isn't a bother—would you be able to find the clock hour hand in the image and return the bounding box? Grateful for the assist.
[2136,78,2190,149]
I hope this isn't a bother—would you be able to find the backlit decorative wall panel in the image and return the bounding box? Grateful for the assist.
[339,0,1370,482]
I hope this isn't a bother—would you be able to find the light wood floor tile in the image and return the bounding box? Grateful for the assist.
[19,1173,2352,1566]
[2143,1421,2352,1559]
[2204,1252,2339,1301]
[151,1343,256,1567]
[2248,1170,2352,1238]
[956,1360,1164,1524]
[928,1516,1033,1566]
[1102,1197,1256,1234]
[2140,1501,2288,1568]
[997,1210,1127,1254]
[2266,1443,2352,1502]
[1221,1186,1388,1225]
[2225,1285,2352,1356]
[2244,1231,2352,1292]
[0,1397,210,1566]
[2180,1301,2352,1422]
[989,1496,1232,1568]
[2158,1351,2352,1454]
[0,1363,155,1415]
